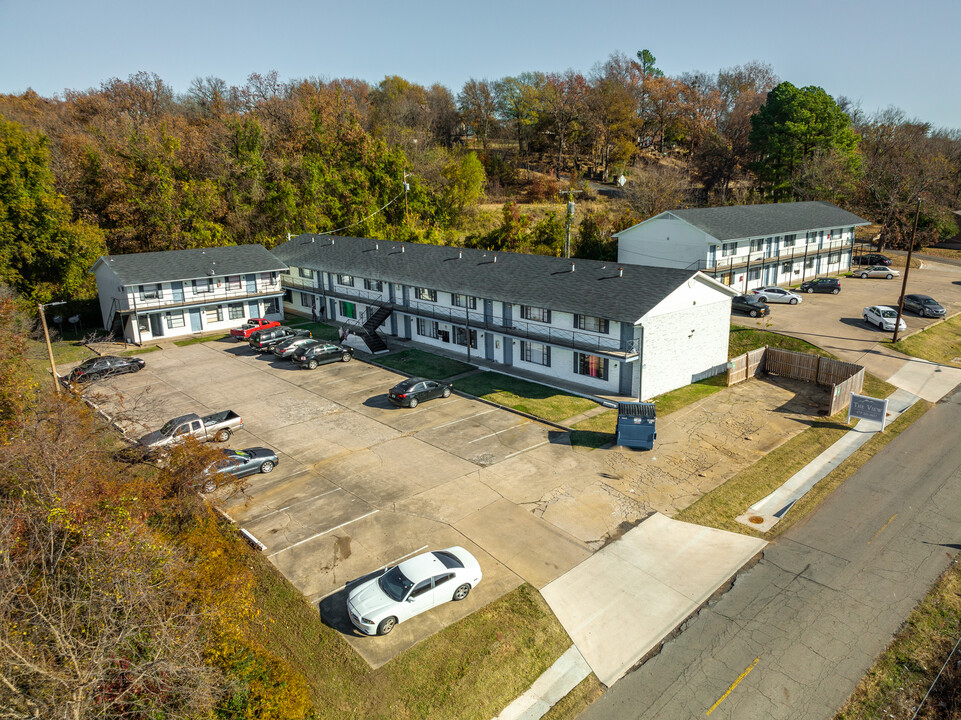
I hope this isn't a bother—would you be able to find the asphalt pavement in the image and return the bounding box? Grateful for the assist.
[580,384,961,720]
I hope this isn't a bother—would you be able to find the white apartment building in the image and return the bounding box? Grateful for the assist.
[614,201,870,293]
[90,245,287,343]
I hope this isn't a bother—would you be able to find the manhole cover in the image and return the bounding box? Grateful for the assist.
[748,515,765,524]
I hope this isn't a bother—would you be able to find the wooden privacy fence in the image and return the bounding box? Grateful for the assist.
[728,346,865,415]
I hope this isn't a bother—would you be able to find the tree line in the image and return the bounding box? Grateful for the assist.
[1,50,960,306]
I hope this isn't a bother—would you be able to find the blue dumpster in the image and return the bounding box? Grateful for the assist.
[615,402,657,450]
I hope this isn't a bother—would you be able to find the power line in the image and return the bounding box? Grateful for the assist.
[315,176,409,237]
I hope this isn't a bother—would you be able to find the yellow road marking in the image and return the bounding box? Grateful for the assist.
[706,657,759,716]
[868,514,898,544]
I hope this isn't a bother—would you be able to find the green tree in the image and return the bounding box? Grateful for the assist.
[635,49,664,78]
[749,82,860,200]
[440,151,486,226]
[0,116,105,303]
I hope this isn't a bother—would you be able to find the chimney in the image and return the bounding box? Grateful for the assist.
[618,267,623,277]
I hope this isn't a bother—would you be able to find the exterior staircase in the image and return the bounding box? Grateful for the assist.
[350,303,393,355]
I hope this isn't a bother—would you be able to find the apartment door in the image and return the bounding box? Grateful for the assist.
[247,300,259,318]
[246,274,257,293]
[149,313,164,337]
[171,281,184,302]
[189,309,202,332]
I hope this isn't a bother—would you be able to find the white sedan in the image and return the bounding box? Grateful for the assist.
[858,266,900,279]
[347,547,483,636]
[750,286,803,305]
[863,305,907,332]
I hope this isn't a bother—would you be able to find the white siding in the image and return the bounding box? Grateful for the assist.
[617,214,712,269]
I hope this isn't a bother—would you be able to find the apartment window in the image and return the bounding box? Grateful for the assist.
[226,275,242,289]
[139,284,161,300]
[205,306,223,323]
[193,278,213,294]
[339,301,356,319]
[415,287,437,302]
[721,242,737,257]
[265,298,279,314]
[257,272,272,285]
[520,305,551,323]
[228,303,244,320]
[298,267,314,279]
[300,292,312,308]
[783,234,796,247]
[453,327,478,349]
[806,232,818,245]
[749,238,763,253]
[574,353,609,381]
[416,318,439,338]
[782,262,793,274]
[452,294,477,309]
[165,311,185,329]
[574,314,609,334]
[364,278,383,292]
[137,316,150,332]
[748,268,761,281]
[829,252,841,263]
[337,274,354,287]
[283,289,293,303]
[805,258,815,269]
[521,341,551,367]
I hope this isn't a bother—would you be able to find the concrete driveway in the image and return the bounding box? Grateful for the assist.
[81,335,854,670]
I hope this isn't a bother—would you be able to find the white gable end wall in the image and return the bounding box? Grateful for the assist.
[638,280,731,400]
[617,215,711,269]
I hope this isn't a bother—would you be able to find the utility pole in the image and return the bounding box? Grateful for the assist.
[39,301,67,394]
[892,197,921,343]
[560,188,583,258]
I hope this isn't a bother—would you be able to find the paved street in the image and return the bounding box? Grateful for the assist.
[581,385,961,720]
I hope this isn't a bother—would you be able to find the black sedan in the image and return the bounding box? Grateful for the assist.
[731,295,770,318]
[202,447,278,492]
[272,336,317,359]
[902,294,946,318]
[292,341,353,369]
[855,253,892,266]
[387,377,452,408]
[68,355,146,383]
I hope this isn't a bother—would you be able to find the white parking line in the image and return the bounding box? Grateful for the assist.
[312,544,430,603]
[266,510,380,558]
[502,440,550,459]
[469,420,530,443]
[244,487,340,522]
[431,408,497,430]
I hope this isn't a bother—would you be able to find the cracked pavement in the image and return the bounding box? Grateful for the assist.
[581,385,961,720]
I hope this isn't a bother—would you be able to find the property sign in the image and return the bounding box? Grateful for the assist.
[848,393,889,430]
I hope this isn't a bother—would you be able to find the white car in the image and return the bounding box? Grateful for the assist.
[347,547,482,636]
[858,266,900,279]
[750,286,803,305]
[863,306,906,332]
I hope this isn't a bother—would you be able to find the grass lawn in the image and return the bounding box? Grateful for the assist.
[122,345,161,356]
[729,325,838,359]
[674,398,929,538]
[287,320,341,341]
[374,349,475,381]
[835,560,961,720]
[247,554,572,720]
[25,338,98,383]
[890,314,961,367]
[455,372,597,424]
[173,333,232,347]
[917,246,961,261]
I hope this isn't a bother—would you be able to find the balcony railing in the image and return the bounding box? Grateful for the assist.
[287,280,639,357]
[121,283,284,315]
[694,239,852,274]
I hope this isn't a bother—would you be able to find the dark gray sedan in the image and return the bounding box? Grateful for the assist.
[387,377,453,408]
[272,336,317,358]
[902,294,945,318]
[202,447,279,492]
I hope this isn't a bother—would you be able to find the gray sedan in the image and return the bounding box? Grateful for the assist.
[202,447,279,492]
[902,294,945,318]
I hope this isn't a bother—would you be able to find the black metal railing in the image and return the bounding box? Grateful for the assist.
[121,285,285,315]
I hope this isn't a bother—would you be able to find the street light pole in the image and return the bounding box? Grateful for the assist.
[39,301,67,394]
[892,198,921,344]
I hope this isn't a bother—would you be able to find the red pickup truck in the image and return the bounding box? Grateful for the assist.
[230,318,281,341]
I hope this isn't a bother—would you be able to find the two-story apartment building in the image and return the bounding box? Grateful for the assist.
[90,245,287,344]
[614,201,870,293]
[272,234,739,400]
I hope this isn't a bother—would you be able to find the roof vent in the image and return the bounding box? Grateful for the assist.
[618,267,624,277]
[206,269,214,276]
[402,245,405,253]
[459,251,462,259]
[375,242,379,250]
[311,237,315,243]
[571,262,575,272]
[331,238,335,245]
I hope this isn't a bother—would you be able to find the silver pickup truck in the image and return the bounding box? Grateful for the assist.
[138,410,244,450]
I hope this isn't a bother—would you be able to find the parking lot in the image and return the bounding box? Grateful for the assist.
[738,259,961,376]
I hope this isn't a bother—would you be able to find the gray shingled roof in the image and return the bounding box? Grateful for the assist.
[91,245,287,285]
[643,202,869,242]
[271,235,720,324]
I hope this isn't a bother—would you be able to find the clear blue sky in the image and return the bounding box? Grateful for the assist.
[1,0,958,131]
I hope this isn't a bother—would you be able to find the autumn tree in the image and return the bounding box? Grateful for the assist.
[458,79,499,149]
[749,82,860,200]
[587,53,643,180]
[623,161,689,218]
[0,116,105,303]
